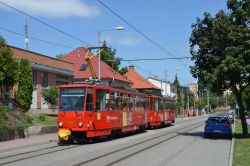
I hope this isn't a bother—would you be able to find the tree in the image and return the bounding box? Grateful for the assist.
[173,74,180,95]
[173,74,181,115]
[190,0,249,135]
[100,41,128,75]
[42,87,58,105]
[0,36,18,104]
[243,86,250,112]
[56,53,64,59]
[15,59,33,111]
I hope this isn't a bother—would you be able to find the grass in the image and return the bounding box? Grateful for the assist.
[233,119,250,166]
[29,113,57,126]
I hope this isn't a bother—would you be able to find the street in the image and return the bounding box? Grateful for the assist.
[0,117,232,166]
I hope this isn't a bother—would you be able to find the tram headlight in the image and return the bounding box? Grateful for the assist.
[78,121,83,127]
[59,122,63,127]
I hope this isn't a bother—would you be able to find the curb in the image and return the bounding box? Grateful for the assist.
[229,137,235,166]
[24,125,57,137]
[0,125,57,142]
[228,117,236,166]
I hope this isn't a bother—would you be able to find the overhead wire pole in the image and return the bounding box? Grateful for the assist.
[0,27,75,49]
[24,16,28,50]
[0,1,93,47]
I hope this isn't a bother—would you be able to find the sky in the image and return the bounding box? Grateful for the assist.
[0,0,228,85]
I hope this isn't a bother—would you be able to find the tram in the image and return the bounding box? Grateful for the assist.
[57,83,175,143]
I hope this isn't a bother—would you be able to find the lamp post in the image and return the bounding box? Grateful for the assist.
[98,26,124,82]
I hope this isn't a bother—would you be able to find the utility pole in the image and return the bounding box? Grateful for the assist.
[187,87,190,114]
[24,16,29,50]
[181,87,184,117]
[207,88,210,113]
[226,91,228,111]
[165,70,167,97]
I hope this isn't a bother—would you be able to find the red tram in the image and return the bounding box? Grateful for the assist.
[57,84,175,143]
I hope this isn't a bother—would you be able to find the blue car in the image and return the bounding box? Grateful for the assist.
[204,115,232,139]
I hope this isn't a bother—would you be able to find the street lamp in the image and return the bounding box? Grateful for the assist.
[98,26,125,81]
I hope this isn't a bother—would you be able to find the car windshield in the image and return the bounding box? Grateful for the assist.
[208,117,228,124]
[60,87,85,111]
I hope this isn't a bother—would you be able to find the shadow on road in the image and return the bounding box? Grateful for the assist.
[176,131,204,138]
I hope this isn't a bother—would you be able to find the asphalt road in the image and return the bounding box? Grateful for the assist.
[0,116,232,166]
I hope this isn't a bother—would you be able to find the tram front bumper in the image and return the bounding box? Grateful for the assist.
[58,129,71,141]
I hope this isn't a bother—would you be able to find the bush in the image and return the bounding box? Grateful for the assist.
[42,87,58,105]
[0,105,32,136]
[15,59,33,111]
[38,114,46,121]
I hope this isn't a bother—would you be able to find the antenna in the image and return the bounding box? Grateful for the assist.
[24,16,29,50]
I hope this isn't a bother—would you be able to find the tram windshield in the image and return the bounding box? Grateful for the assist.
[59,87,85,111]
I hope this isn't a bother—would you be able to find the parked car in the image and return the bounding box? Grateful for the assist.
[218,112,234,123]
[204,115,232,139]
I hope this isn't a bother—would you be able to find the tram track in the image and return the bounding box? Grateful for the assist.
[0,118,205,166]
[73,120,205,166]
[0,144,80,165]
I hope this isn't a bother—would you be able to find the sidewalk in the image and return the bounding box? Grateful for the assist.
[0,133,58,151]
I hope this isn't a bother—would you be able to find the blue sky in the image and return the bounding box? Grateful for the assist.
[0,0,228,85]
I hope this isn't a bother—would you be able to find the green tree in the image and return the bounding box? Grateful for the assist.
[173,74,180,95]
[15,59,33,111]
[42,87,58,105]
[0,36,18,104]
[100,41,128,75]
[190,0,249,135]
[56,53,64,59]
[243,86,250,112]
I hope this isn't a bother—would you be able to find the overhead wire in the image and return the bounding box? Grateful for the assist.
[0,1,93,47]
[120,57,191,62]
[0,27,75,49]
[96,0,188,61]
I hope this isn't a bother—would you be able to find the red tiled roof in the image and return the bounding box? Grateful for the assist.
[61,47,130,83]
[10,46,73,72]
[125,66,160,89]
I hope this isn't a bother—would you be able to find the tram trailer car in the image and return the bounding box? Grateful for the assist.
[147,96,175,128]
[57,84,175,143]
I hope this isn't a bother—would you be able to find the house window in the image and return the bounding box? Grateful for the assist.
[32,70,37,86]
[41,72,48,87]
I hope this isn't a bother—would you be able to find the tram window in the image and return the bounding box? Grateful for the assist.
[128,94,134,111]
[167,101,171,110]
[120,93,127,111]
[163,100,167,110]
[110,92,118,111]
[150,98,153,111]
[160,99,164,110]
[96,90,110,111]
[60,87,85,112]
[86,88,93,111]
[135,96,141,111]
[142,98,149,110]
[154,98,159,111]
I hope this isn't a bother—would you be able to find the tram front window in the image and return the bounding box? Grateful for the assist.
[60,87,85,111]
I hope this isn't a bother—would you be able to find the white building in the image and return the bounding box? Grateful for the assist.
[147,76,177,97]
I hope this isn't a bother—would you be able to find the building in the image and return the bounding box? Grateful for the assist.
[124,66,161,95]
[60,47,131,90]
[147,76,177,97]
[10,46,74,110]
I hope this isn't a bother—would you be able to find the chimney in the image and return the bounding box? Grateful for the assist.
[129,65,134,70]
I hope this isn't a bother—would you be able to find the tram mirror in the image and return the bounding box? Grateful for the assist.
[80,64,88,71]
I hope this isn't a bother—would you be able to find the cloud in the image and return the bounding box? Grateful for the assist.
[119,37,141,46]
[0,0,100,18]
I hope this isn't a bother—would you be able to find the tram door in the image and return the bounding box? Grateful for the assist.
[94,89,111,130]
